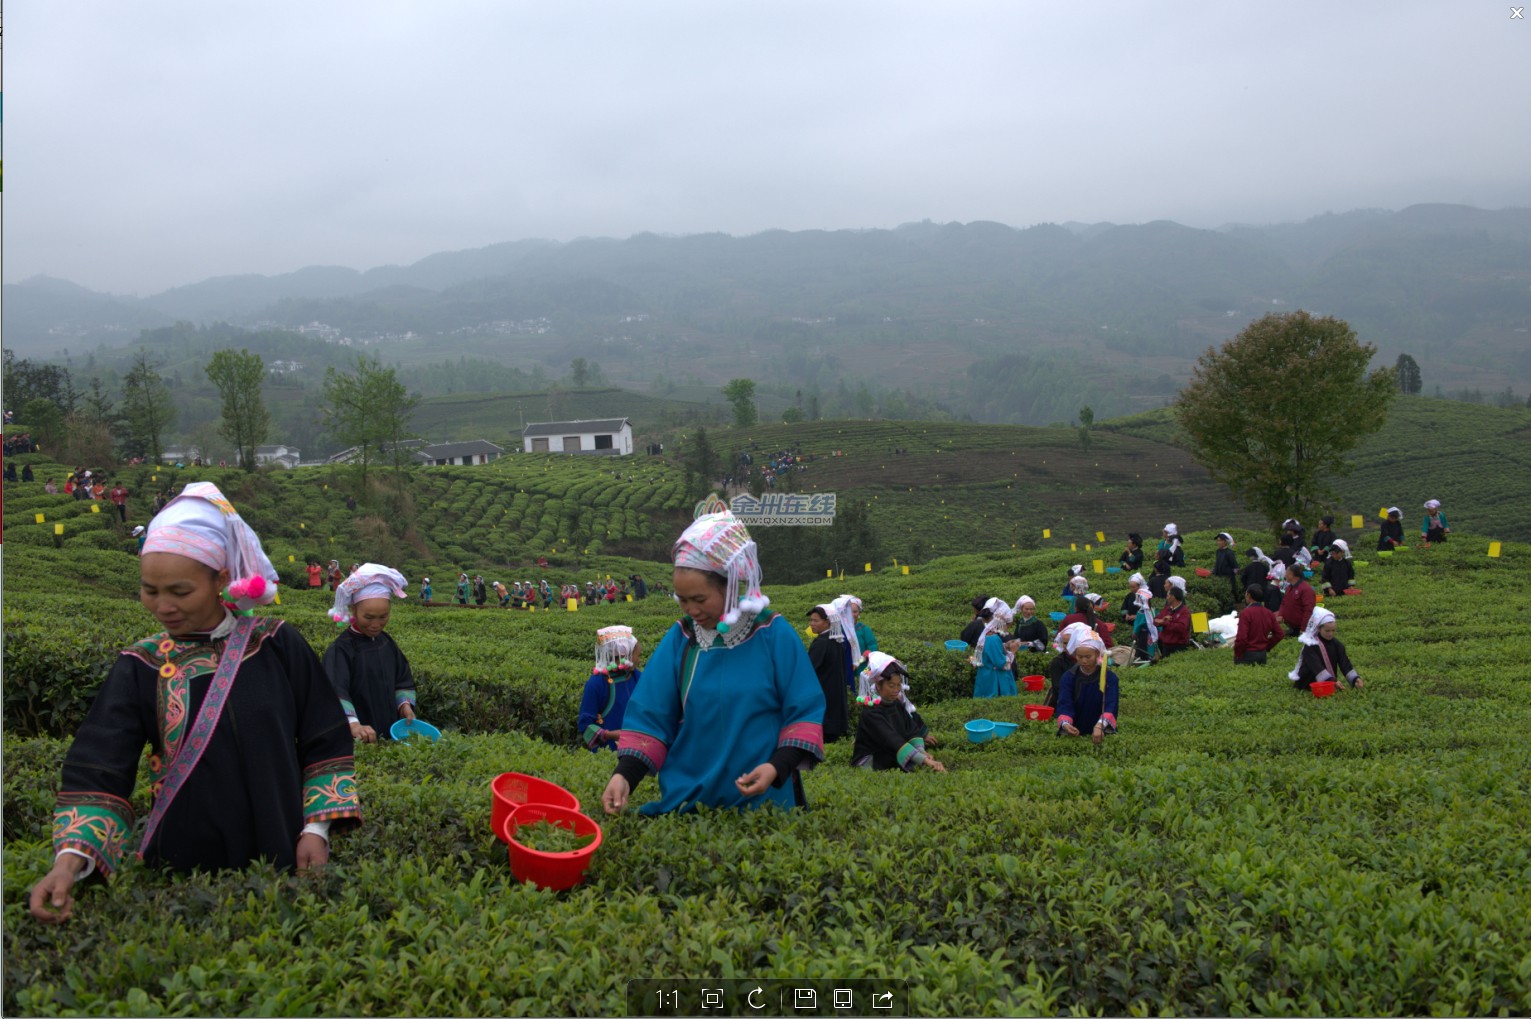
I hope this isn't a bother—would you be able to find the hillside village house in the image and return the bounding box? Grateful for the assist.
[415,440,504,466]
[521,418,634,456]
[254,444,302,469]
[159,445,202,464]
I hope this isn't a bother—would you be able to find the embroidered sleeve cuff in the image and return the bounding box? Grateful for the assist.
[895,740,927,771]
[777,721,825,761]
[583,723,613,750]
[394,690,416,707]
[616,731,669,772]
[302,757,362,827]
[339,698,357,720]
[52,792,135,877]
[1316,669,1334,683]
[1056,715,1073,730]
[1100,712,1118,733]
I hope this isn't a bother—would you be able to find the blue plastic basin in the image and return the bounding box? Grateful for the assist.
[390,718,442,743]
[965,719,996,744]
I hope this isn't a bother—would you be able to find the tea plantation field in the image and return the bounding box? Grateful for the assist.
[4,529,1530,1016]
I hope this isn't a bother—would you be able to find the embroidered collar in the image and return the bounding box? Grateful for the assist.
[687,612,758,651]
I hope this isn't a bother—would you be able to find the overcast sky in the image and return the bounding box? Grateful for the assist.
[5,0,1529,296]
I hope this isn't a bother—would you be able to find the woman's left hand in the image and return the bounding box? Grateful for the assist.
[399,702,416,722]
[296,833,329,871]
[735,763,778,797]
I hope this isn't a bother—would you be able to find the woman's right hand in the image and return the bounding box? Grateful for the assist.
[602,774,631,815]
[924,758,947,773]
[350,722,377,744]
[29,855,88,923]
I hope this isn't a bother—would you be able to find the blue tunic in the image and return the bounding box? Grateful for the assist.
[577,668,640,752]
[973,633,1018,698]
[620,613,825,816]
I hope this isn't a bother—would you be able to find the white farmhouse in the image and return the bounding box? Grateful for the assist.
[521,418,633,456]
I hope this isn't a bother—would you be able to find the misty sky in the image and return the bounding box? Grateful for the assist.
[5,1,1529,296]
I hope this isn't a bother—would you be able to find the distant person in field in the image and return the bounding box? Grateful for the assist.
[1011,595,1048,652]
[602,510,824,817]
[455,573,469,605]
[306,560,323,591]
[1046,621,1089,708]
[1232,585,1283,665]
[959,594,991,650]
[1158,524,1185,567]
[841,594,877,654]
[541,580,554,608]
[1148,559,1171,601]
[851,653,945,773]
[22,463,35,483]
[578,626,642,752]
[1213,532,1240,604]
[419,576,432,604]
[110,481,128,522]
[1278,563,1316,636]
[806,603,854,742]
[1280,518,1306,553]
[29,483,360,924]
[973,598,1019,698]
[45,478,59,494]
[1321,540,1356,598]
[328,560,344,592]
[323,564,417,744]
[1128,578,1159,662]
[1421,499,1450,543]
[473,575,487,606]
[1310,516,1338,554]
[1262,558,1288,613]
[1054,629,1119,744]
[1119,533,1144,573]
[1061,592,1113,648]
[1065,566,1090,599]
[1377,507,1406,551]
[492,580,508,607]
[1153,579,1191,658]
[1290,608,1363,690]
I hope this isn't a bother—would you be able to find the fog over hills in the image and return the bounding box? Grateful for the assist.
[7,204,1529,422]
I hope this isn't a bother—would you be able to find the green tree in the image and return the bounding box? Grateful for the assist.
[1175,311,1395,535]
[682,426,720,500]
[1395,353,1422,395]
[120,351,177,464]
[205,349,270,471]
[781,406,805,424]
[1078,405,1094,452]
[3,350,76,416]
[570,358,591,388]
[21,397,67,449]
[322,355,420,493]
[723,378,758,427]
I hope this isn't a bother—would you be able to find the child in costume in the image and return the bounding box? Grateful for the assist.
[1055,628,1120,744]
[578,626,643,752]
[322,563,417,744]
[851,653,945,772]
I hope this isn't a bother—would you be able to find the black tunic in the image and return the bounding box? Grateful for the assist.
[1377,520,1405,551]
[57,620,358,874]
[958,617,986,649]
[323,627,416,735]
[1012,617,1048,650]
[1322,557,1355,595]
[1295,637,1357,689]
[851,701,930,771]
[808,633,850,742]
[1311,527,1337,551]
[1240,561,1269,597]
[1119,547,1143,571]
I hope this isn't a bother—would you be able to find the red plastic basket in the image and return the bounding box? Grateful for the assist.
[1022,675,1045,692]
[1343,588,1362,596]
[1194,567,1212,578]
[1024,704,1055,721]
[502,803,603,891]
[1310,680,1336,698]
[491,772,581,844]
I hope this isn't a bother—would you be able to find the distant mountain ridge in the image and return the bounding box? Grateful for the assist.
[7,204,1530,411]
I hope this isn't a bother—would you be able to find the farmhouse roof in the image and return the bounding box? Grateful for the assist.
[522,418,631,438]
[416,439,505,459]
